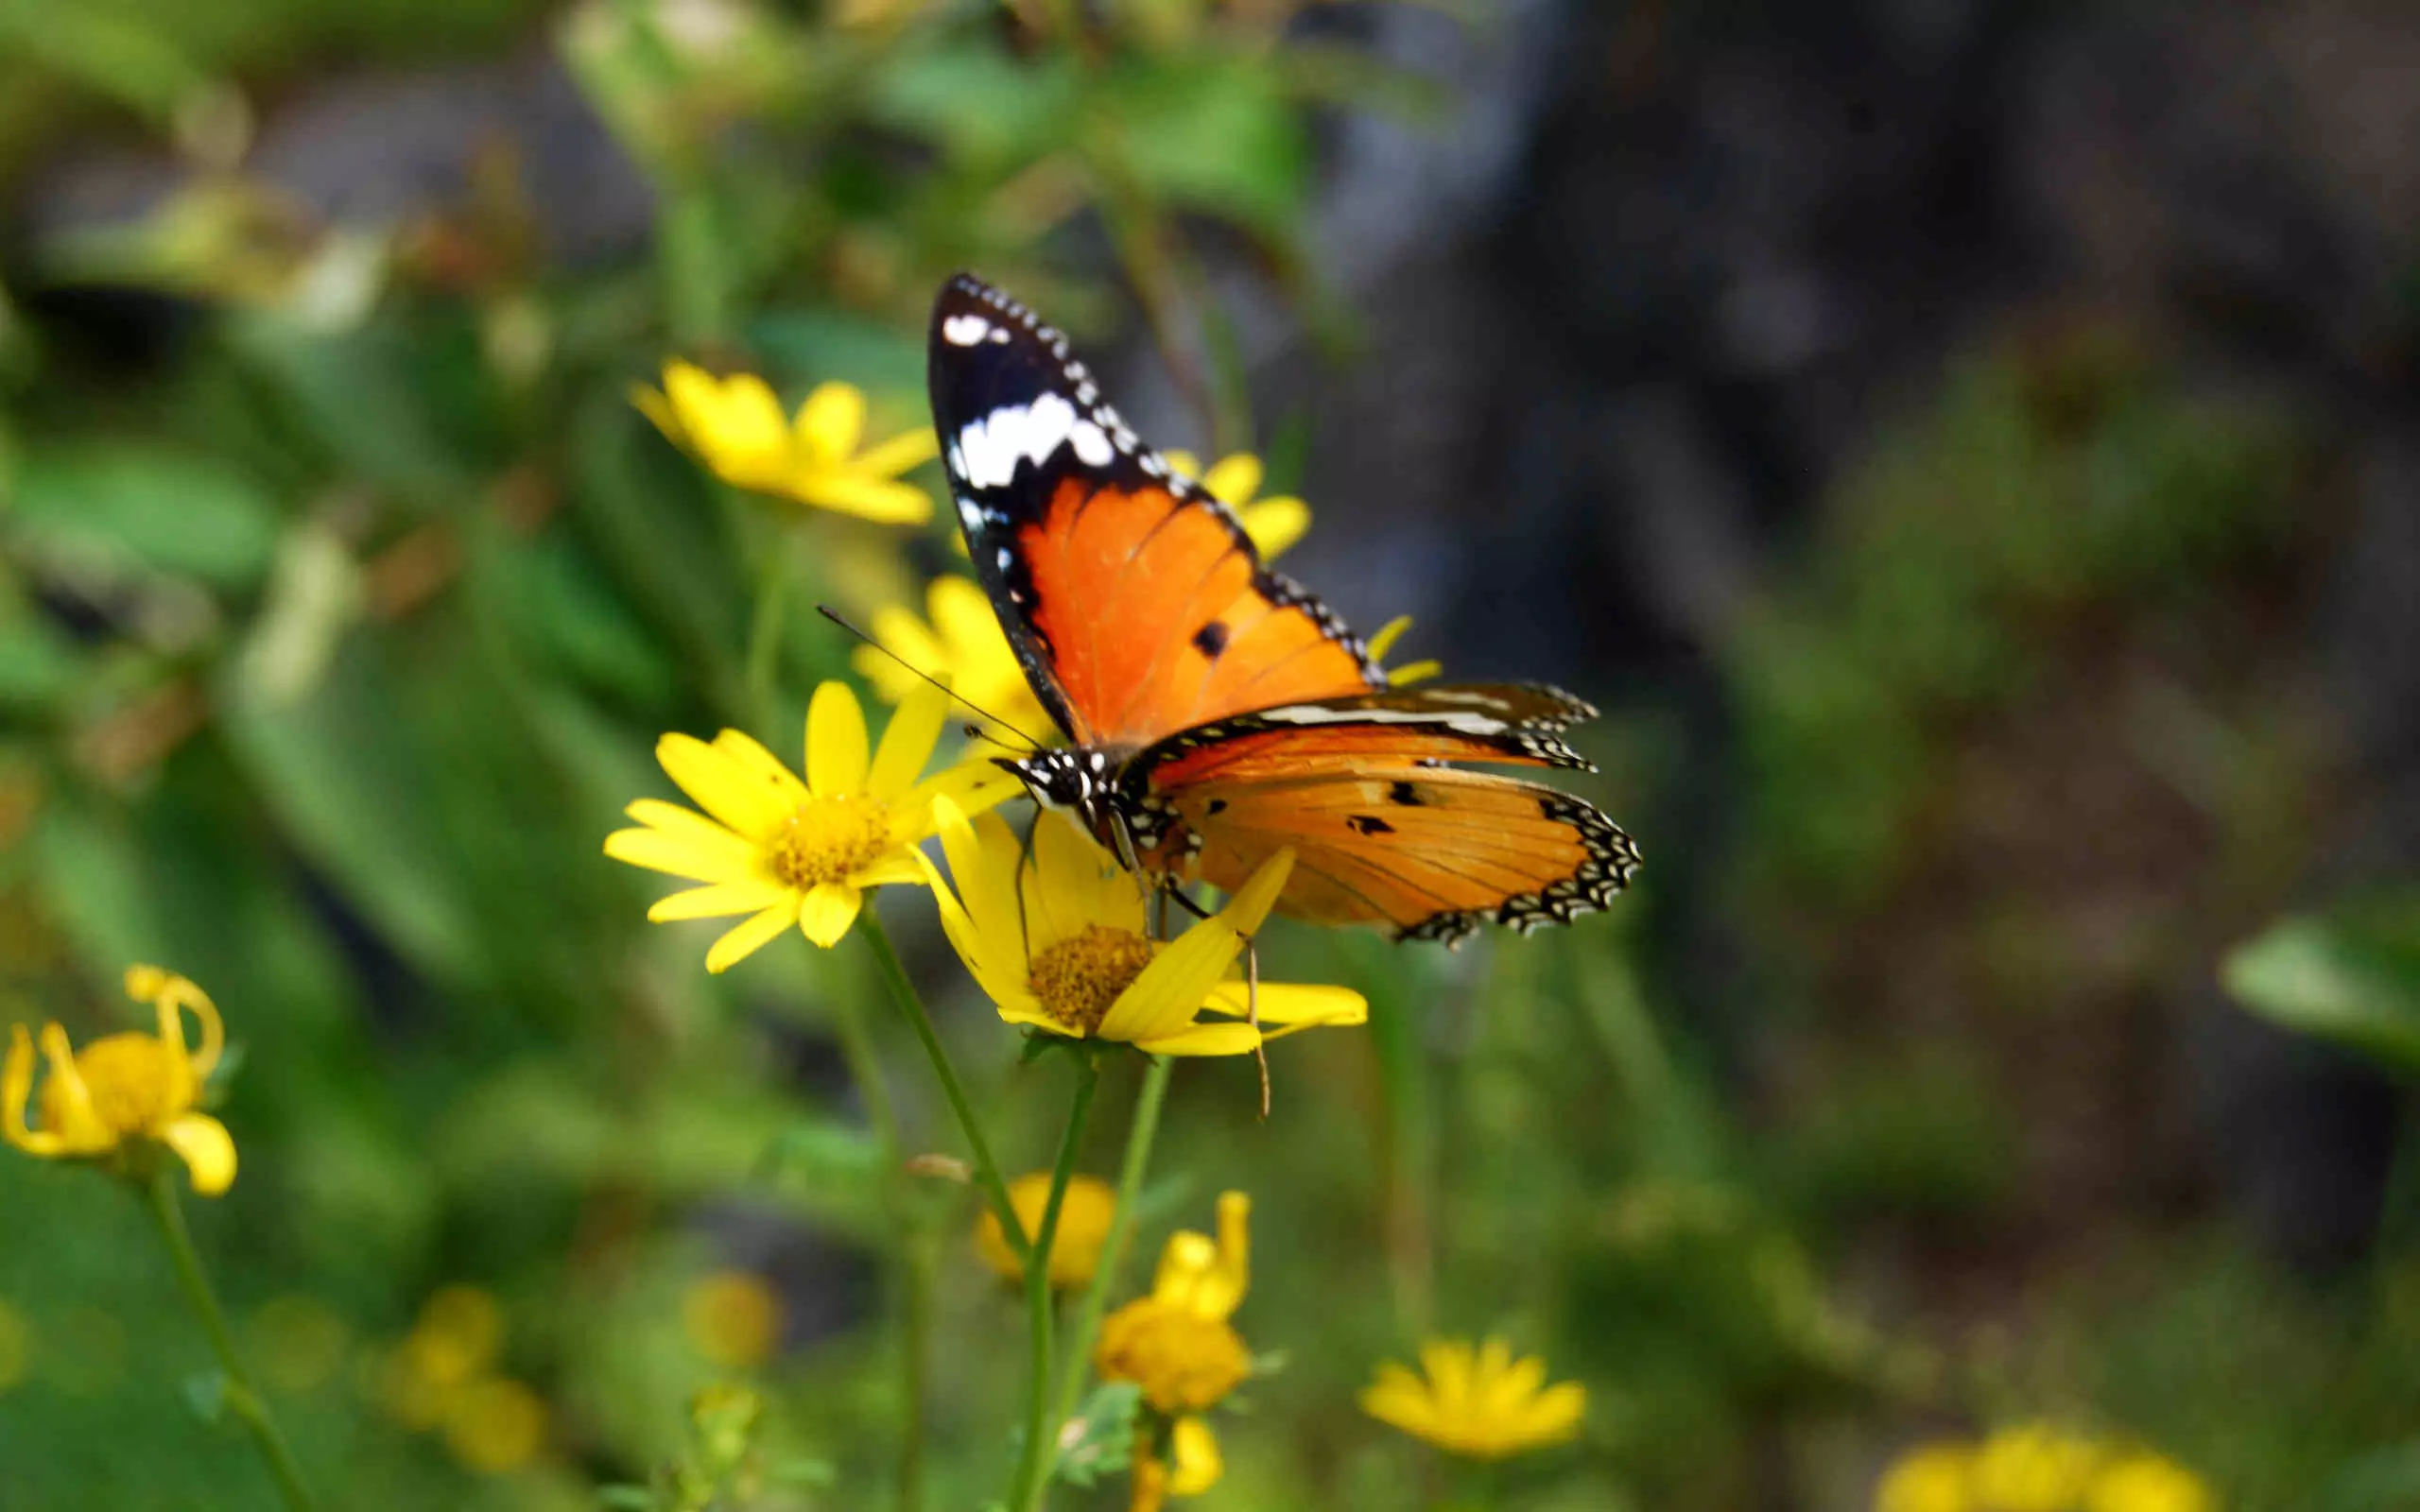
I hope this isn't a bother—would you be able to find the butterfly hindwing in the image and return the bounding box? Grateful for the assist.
[1128,683,1600,790]
[929,275,1380,749]
[1150,765,1639,945]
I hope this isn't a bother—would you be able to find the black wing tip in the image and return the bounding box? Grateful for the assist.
[1393,794,1640,947]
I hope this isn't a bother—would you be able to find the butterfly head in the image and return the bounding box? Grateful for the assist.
[997,748,1113,823]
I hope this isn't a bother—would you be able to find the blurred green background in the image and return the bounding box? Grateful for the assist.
[3,0,2418,1508]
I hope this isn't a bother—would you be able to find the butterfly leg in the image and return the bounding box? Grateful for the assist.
[1247,936,1270,1122]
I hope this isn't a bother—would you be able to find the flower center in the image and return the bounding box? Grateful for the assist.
[1028,924,1159,1036]
[765,795,891,890]
[41,1033,193,1137]
[1096,1297,1252,1414]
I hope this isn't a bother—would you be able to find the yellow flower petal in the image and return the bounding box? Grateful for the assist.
[789,472,934,524]
[868,680,950,803]
[1365,614,1414,663]
[854,606,946,704]
[647,880,792,921]
[161,1112,237,1196]
[1201,454,1263,506]
[933,800,1027,961]
[796,882,864,947]
[805,682,871,799]
[3,1025,60,1156]
[623,799,760,868]
[795,381,866,466]
[899,760,1021,837]
[658,732,789,840]
[631,384,684,446]
[850,851,928,888]
[1239,496,1309,558]
[1132,1022,1263,1057]
[1387,659,1443,687]
[1024,811,1141,951]
[604,827,755,883]
[1098,850,1291,1043]
[1168,1417,1223,1496]
[915,849,1042,1019]
[1163,449,1202,479]
[711,729,811,810]
[705,901,799,973]
[1202,981,1367,1030]
[852,424,942,479]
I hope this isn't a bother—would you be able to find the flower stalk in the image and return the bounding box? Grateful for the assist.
[1051,1052,1173,1433]
[141,1167,317,1512]
[1008,1052,1101,1511]
[858,909,1031,1265]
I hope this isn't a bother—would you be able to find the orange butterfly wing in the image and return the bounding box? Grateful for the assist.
[1149,767,1638,944]
[1016,475,1377,748]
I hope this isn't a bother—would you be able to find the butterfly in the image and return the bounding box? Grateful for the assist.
[925,273,1639,946]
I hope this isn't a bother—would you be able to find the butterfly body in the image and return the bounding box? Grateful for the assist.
[929,274,1639,944]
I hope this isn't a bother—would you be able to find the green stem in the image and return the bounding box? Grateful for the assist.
[1009,1055,1101,1512]
[140,1170,317,1512]
[825,980,924,1512]
[858,908,1030,1263]
[1050,1053,1173,1432]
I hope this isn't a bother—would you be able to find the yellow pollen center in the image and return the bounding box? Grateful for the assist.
[765,795,891,890]
[1028,924,1159,1036]
[41,1034,193,1137]
[1096,1297,1252,1414]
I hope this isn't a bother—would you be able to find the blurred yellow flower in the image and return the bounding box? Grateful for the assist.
[382,1285,508,1430]
[1360,1336,1586,1459]
[854,575,1053,749]
[3,965,235,1195]
[1363,612,1442,687]
[1165,450,1309,559]
[1099,1192,1255,1504]
[607,680,1016,969]
[633,361,939,523]
[976,1171,1118,1287]
[1973,1422,2104,1510]
[683,1269,785,1368]
[1876,1443,1976,1512]
[920,803,1366,1057]
[2088,1452,2215,1512]
[443,1376,549,1474]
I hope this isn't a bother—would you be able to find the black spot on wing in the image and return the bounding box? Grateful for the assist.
[1388,781,1422,806]
[1345,814,1395,835]
[1192,620,1229,658]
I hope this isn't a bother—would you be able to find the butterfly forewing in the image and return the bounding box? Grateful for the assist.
[928,275,1379,749]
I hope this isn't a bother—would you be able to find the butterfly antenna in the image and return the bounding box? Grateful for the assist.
[815,604,1046,753]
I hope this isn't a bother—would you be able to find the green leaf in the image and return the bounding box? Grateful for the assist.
[595,1486,658,1512]
[1097,56,1308,235]
[8,443,281,589]
[1053,1380,1142,1488]
[2222,896,2420,1075]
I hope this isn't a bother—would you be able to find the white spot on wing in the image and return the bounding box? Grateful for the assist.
[955,392,1080,489]
[941,313,992,346]
[1070,421,1114,466]
[1253,705,1511,736]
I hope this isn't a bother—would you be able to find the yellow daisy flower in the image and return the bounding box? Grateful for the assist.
[1972,1422,2104,1511]
[1164,450,1309,559]
[2087,1452,2215,1512]
[976,1170,1118,1288]
[1360,1337,1586,1459]
[1363,612,1442,687]
[4,965,236,1195]
[919,802,1367,1057]
[1099,1192,1255,1506]
[605,679,1013,970]
[853,574,1053,749]
[1876,1442,1976,1512]
[632,360,939,524]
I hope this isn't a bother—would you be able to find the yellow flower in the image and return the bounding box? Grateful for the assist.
[606,679,1014,969]
[1972,1422,2104,1511]
[683,1269,785,1368]
[1165,450,1309,559]
[1099,1192,1254,1504]
[2087,1452,2215,1512]
[4,965,235,1195]
[1876,1442,1976,1512]
[920,803,1367,1057]
[853,575,1053,750]
[632,360,939,524]
[1363,613,1442,687]
[443,1376,548,1474]
[1360,1337,1586,1459]
[976,1171,1118,1288]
